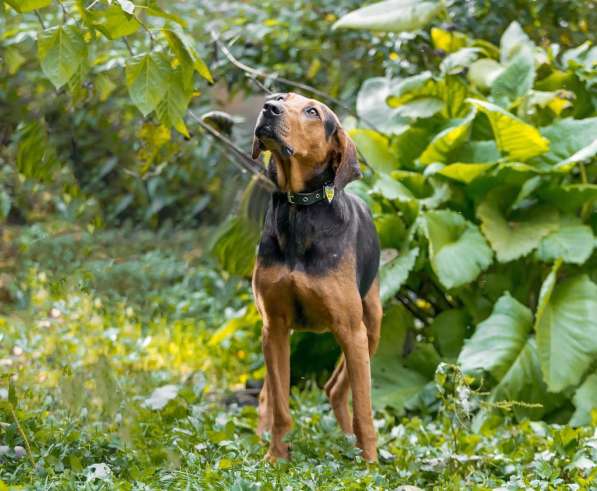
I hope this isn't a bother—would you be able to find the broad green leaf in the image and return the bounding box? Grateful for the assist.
[15,120,58,181]
[540,184,597,212]
[491,338,560,420]
[477,189,559,262]
[372,173,415,202]
[440,48,481,75]
[375,214,407,249]
[348,129,396,173]
[126,53,170,117]
[570,371,597,426]
[419,110,476,164]
[431,27,468,53]
[372,305,427,413]
[534,274,597,392]
[356,77,410,134]
[437,162,494,183]
[4,0,50,12]
[430,309,469,360]
[87,5,140,39]
[156,65,193,137]
[468,99,549,161]
[468,58,503,90]
[537,218,594,265]
[490,47,535,108]
[555,139,597,171]
[459,293,532,380]
[210,215,259,277]
[37,26,87,89]
[379,247,419,303]
[333,0,441,33]
[423,210,493,289]
[395,97,444,120]
[536,117,597,168]
[162,26,213,82]
[500,21,533,64]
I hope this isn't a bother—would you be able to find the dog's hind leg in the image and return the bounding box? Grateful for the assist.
[325,356,353,434]
[257,375,273,437]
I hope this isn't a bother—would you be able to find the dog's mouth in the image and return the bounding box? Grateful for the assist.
[254,120,294,157]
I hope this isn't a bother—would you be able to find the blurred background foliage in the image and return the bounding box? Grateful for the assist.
[1,0,597,486]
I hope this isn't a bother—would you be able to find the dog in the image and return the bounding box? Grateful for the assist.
[251,92,382,462]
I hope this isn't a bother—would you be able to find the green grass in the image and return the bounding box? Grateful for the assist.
[1,224,596,489]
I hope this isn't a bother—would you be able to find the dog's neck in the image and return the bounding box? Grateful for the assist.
[270,154,334,194]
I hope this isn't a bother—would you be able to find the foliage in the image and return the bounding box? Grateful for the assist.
[2,245,597,487]
[332,8,597,425]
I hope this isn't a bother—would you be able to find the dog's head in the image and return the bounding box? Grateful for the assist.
[252,92,360,193]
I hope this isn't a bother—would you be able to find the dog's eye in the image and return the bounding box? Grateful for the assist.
[276,95,284,101]
[306,107,319,118]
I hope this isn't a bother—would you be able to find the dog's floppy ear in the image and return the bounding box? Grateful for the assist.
[251,134,261,159]
[333,126,361,190]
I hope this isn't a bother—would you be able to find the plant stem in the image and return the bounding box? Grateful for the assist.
[9,403,35,468]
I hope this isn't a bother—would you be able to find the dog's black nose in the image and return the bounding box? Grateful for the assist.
[263,101,284,117]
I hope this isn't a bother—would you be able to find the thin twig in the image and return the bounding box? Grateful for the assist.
[187,110,276,192]
[123,38,134,56]
[34,10,46,29]
[210,30,381,133]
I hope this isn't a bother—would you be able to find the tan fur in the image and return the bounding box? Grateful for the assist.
[252,93,381,462]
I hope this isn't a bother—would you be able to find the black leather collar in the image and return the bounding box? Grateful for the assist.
[287,184,334,205]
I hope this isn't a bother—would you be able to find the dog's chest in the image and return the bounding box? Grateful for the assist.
[253,263,347,332]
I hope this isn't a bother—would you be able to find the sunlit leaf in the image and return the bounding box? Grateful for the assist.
[500,21,533,64]
[467,58,504,90]
[4,0,50,12]
[349,128,396,173]
[431,27,468,53]
[468,98,549,161]
[436,162,494,183]
[162,25,213,83]
[333,0,441,33]
[87,5,140,39]
[419,110,476,164]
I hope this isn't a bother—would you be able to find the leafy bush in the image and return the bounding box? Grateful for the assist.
[338,11,597,425]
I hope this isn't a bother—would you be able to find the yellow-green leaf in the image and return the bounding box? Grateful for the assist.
[468,98,549,161]
[37,26,88,89]
[419,110,476,164]
[4,0,50,12]
[437,162,494,183]
[162,26,213,83]
[88,5,140,40]
[126,53,170,117]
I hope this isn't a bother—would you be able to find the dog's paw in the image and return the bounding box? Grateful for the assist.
[264,445,290,463]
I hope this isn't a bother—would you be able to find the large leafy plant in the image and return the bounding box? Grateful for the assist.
[341,7,597,425]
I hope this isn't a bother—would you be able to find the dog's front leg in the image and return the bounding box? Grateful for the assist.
[336,321,377,462]
[262,320,291,461]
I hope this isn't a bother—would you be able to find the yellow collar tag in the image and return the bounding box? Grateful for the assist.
[324,185,335,203]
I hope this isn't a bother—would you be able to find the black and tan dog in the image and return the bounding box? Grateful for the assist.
[251,92,382,462]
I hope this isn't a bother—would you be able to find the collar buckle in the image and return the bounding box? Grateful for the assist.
[287,192,296,205]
